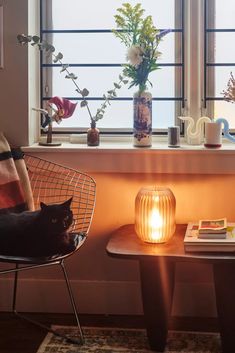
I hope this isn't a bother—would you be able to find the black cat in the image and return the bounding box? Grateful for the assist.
[0,198,78,257]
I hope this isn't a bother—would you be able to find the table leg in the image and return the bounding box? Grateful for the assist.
[213,263,235,353]
[139,258,175,352]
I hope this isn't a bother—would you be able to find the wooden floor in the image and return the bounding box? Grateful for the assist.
[0,313,219,353]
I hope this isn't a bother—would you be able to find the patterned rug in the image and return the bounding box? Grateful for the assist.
[36,326,222,353]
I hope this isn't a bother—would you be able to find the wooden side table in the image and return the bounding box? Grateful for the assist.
[106,224,235,353]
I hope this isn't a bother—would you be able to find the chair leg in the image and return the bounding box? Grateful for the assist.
[12,264,19,313]
[60,260,85,344]
[11,261,84,345]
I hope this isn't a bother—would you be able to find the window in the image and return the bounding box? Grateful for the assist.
[40,0,184,133]
[40,0,235,137]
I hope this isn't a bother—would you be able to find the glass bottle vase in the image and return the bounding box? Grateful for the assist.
[87,120,100,146]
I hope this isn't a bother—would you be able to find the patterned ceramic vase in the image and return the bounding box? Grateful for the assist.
[133,90,152,147]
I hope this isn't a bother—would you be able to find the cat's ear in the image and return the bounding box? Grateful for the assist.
[63,197,73,208]
[40,202,48,210]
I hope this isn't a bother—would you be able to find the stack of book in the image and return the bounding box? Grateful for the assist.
[198,218,227,239]
[184,218,235,252]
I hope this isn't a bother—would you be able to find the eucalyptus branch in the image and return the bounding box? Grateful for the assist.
[17,34,128,124]
[95,75,128,122]
[56,58,93,121]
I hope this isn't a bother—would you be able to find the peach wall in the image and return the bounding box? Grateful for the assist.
[0,0,29,146]
[6,158,231,316]
[77,171,235,280]
[0,1,233,316]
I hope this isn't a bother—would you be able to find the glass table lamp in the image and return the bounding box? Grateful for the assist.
[135,186,176,243]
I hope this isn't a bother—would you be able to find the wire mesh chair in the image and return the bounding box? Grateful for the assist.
[0,154,96,344]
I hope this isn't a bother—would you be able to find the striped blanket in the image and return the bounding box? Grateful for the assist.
[0,132,34,214]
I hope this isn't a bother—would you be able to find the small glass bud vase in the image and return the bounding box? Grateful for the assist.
[87,120,100,146]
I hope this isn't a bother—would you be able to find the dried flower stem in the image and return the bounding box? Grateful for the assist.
[222,72,235,103]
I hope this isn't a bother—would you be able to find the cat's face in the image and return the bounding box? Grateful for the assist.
[39,198,73,233]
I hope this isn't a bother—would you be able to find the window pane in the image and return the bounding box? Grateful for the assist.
[207,33,235,63]
[43,32,176,65]
[49,100,176,129]
[215,0,235,28]
[44,66,179,98]
[209,66,235,128]
[206,0,235,129]
[43,0,177,30]
[208,67,235,97]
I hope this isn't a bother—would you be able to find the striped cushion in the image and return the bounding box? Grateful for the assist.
[0,133,30,214]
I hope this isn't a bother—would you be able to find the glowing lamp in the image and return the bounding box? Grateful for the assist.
[135,186,176,243]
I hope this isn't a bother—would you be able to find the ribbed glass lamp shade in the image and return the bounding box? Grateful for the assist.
[135,186,176,243]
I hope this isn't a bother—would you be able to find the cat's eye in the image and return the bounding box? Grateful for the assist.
[51,218,58,223]
[64,215,69,220]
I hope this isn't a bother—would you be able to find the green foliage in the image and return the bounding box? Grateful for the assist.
[17,34,128,123]
[113,3,165,92]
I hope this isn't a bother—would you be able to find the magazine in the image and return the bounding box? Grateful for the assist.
[184,223,235,252]
[198,218,227,234]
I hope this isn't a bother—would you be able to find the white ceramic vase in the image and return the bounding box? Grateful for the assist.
[204,122,222,148]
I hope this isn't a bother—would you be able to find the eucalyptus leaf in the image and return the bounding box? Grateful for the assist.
[32,36,40,43]
[54,52,63,63]
[17,34,31,45]
[65,73,77,80]
[81,88,89,97]
[80,100,88,107]
[46,44,55,53]
[114,83,121,89]
[60,64,69,72]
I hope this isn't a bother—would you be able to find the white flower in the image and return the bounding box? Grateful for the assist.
[154,50,162,60]
[126,45,144,68]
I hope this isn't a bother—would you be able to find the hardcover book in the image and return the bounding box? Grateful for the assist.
[184,223,235,252]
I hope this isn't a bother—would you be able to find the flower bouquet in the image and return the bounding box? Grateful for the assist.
[113,3,170,146]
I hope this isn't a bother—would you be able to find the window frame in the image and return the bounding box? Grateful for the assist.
[40,0,185,135]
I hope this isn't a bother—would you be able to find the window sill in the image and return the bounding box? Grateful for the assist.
[22,136,235,174]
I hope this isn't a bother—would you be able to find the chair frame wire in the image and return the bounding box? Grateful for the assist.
[0,155,96,345]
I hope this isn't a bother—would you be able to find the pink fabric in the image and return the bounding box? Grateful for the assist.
[0,159,19,185]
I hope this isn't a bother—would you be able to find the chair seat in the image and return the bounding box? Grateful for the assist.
[0,232,87,265]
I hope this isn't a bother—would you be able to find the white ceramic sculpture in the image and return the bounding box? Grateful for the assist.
[178,116,212,145]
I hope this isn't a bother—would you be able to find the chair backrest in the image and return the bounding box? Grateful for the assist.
[24,155,96,236]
